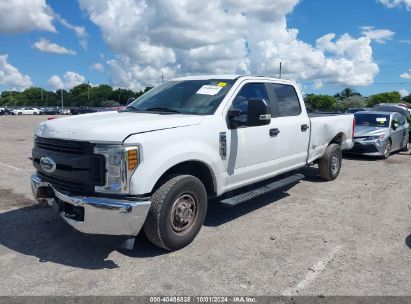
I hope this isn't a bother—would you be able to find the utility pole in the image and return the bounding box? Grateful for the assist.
[87,81,90,100]
[41,86,43,101]
[161,74,164,83]
[60,89,64,108]
[10,89,12,104]
[279,62,282,79]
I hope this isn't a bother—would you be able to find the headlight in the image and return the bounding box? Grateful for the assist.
[94,145,139,194]
[363,134,385,141]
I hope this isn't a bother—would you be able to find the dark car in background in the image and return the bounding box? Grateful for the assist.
[40,107,60,115]
[0,108,13,115]
[346,108,367,114]
[70,107,98,115]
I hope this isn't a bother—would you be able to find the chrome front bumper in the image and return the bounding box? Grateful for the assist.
[30,173,151,236]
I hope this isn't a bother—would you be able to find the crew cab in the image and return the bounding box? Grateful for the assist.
[31,75,355,250]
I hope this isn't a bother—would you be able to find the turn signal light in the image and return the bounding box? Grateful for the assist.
[127,149,139,171]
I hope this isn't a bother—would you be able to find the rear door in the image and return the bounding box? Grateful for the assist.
[266,83,310,173]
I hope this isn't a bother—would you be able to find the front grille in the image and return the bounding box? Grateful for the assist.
[38,172,94,194]
[35,137,94,155]
[350,142,379,153]
[33,137,106,195]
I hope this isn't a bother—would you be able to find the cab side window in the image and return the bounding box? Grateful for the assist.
[267,84,301,117]
[232,83,269,124]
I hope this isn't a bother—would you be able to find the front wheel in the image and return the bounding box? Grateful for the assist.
[143,175,208,250]
[318,143,342,181]
[33,112,38,115]
[382,139,392,159]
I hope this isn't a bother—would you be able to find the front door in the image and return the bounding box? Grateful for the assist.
[225,82,274,189]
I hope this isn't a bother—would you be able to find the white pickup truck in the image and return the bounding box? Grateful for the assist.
[31,75,354,250]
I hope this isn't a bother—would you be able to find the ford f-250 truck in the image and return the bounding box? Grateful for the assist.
[31,75,355,250]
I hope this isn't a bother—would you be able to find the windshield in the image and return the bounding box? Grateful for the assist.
[354,113,390,127]
[126,79,235,115]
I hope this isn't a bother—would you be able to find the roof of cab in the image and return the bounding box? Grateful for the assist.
[171,75,296,84]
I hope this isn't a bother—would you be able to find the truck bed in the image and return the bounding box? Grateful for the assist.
[307,112,354,164]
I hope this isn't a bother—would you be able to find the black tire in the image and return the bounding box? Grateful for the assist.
[401,136,409,152]
[143,175,208,251]
[318,144,342,181]
[382,139,392,159]
[17,112,22,116]
[33,112,38,115]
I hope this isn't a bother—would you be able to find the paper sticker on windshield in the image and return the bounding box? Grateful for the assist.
[217,82,227,87]
[376,118,387,123]
[196,85,222,96]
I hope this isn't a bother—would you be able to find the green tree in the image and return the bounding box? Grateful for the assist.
[306,94,336,110]
[368,91,401,107]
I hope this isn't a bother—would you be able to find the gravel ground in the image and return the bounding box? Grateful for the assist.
[0,115,410,296]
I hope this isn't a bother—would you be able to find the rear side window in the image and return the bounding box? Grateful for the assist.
[267,84,301,117]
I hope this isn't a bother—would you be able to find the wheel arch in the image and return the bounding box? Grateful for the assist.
[151,160,217,198]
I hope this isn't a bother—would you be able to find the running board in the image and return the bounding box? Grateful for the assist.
[219,174,304,207]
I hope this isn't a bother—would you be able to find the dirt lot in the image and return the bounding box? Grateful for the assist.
[0,115,410,296]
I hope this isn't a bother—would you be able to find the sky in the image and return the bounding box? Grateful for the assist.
[0,0,410,97]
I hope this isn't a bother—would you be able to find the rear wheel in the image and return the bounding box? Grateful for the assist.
[382,139,392,159]
[17,112,22,116]
[33,112,38,115]
[144,175,208,251]
[401,136,409,152]
[318,144,342,181]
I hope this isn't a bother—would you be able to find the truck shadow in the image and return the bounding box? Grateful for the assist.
[0,201,167,269]
[342,153,380,162]
[204,191,289,227]
[406,234,411,250]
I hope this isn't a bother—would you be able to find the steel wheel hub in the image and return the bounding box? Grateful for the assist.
[331,152,340,175]
[170,194,197,234]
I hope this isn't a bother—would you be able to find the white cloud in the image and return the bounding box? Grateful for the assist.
[0,0,56,34]
[90,62,105,72]
[63,71,86,89]
[0,54,33,90]
[399,89,409,97]
[79,0,380,90]
[360,26,395,44]
[33,38,76,55]
[378,0,411,10]
[55,14,88,50]
[400,73,411,79]
[48,71,86,90]
[48,75,64,90]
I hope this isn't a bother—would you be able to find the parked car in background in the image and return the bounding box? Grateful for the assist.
[349,111,409,158]
[70,107,98,115]
[59,108,71,115]
[13,107,40,115]
[372,104,410,121]
[40,107,60,115]
[346,108,367,114]
[0,108,13,115]
[372,104,411,142]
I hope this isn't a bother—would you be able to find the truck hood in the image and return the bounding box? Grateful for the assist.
[354,126,388,137]
[35,111,204,143]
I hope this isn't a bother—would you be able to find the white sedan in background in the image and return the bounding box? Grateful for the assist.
[13,108,40,115]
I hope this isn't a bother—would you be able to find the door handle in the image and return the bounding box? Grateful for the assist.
[270,128,280,137]
[301,124,310,132]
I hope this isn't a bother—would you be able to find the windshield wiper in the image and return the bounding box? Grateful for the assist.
[120,107,142,113]
[145,107,181,114]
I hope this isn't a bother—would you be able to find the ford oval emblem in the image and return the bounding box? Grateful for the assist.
[40,157,56,173]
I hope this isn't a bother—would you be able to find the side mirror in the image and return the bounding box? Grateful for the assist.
[392,122,399,130]
[247,98,271,127]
